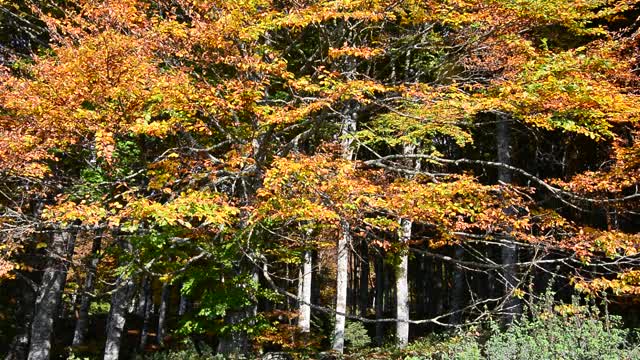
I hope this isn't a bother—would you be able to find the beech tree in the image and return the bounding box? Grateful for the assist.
[0,0,639,358]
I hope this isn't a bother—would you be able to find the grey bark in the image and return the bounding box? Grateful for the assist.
[216,312,248,355]
[138,277,152,351]
[396,219,411,347]
[5,277,36,360]
[332,221,351,353]
[72,234,102,346]
[298,251,312,333]
[28,230,76,360]
[157,282,170,346]
[103,275,136,360]
[395,144,416,347]
[332,107,356,353]
[178,281,191,316]
[216,265,259,356]
[497,114,522,323]
[135,278,149,318]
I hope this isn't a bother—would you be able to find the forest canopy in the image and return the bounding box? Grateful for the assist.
[0,0,639,359]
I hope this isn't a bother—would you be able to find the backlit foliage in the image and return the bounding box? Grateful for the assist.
[0,0,639,351]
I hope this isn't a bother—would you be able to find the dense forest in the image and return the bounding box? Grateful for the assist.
[1,0,639,359]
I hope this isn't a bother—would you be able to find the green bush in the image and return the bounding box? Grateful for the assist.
[344,320,371,351]
[484,300,633,360]
[349,294,640,360]
[136,340,218,360]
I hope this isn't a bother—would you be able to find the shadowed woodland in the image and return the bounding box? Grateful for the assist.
[1,0,640,359]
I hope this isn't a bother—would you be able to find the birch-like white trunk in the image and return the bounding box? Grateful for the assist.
[28,230,75,360]
[298,251,312,333]
[396,218,411,347]
[104,276,135,360]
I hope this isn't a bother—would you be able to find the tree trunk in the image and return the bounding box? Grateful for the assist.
[396,219,411,347]
[332,104,356,353]
[216,312,248,355]
[72,234,102,347]
[298,251,312,333]
[332,221,351,353]
[5,276,36,360]
[138,277,152,351]
[450,247,465,325]
[496,113,522,323]
[157,282,170,346]
[104,275,135,360]
[178,281,191,317]
[358,240,369,317]
[374,254,384,346]
[216,263,259,356]
[28,230,76,360]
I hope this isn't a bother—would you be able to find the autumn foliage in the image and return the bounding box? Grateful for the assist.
[0,0,639,357]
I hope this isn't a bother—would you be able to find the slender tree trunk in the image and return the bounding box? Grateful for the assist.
[450,247,465,325]
[72,234,102,347]
[104,275,135,360]
[178,281,191,317]
[135,278,148,318]
[396,219,411,347]
[5,277,36,360]
[157,282,170,346]
[138,277,152,351]
[28,230,76,360]
[496,113,522,323]
[332,221,351,353]
[332,105,357,353]
[395,143,417,346]
[298,251,312,333]
[358,240,369,317]
[375,254,384,346]
[420,255,429,318]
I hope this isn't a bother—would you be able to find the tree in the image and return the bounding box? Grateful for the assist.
[0,0,639,358]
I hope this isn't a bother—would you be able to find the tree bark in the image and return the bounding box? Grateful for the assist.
[157,282,170,346]
[332,221,351,353]
[497,113,522,323]
[216,263,259,356]
[396,218,411,347]
[298,251,312,333]
[178,281,191,317]
[216,312,248,355]
[72,234,102,347]
[138,277,152,351]
[450,247,465,325]
[332,105,356,353]
[374,254,384,346]
[5,276,36,360]
[28,230,76,360]
[358,240,369,317]
[104,275,135,360]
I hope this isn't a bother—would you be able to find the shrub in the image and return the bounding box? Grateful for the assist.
[344,320,371,351]
[485,295,633,360]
